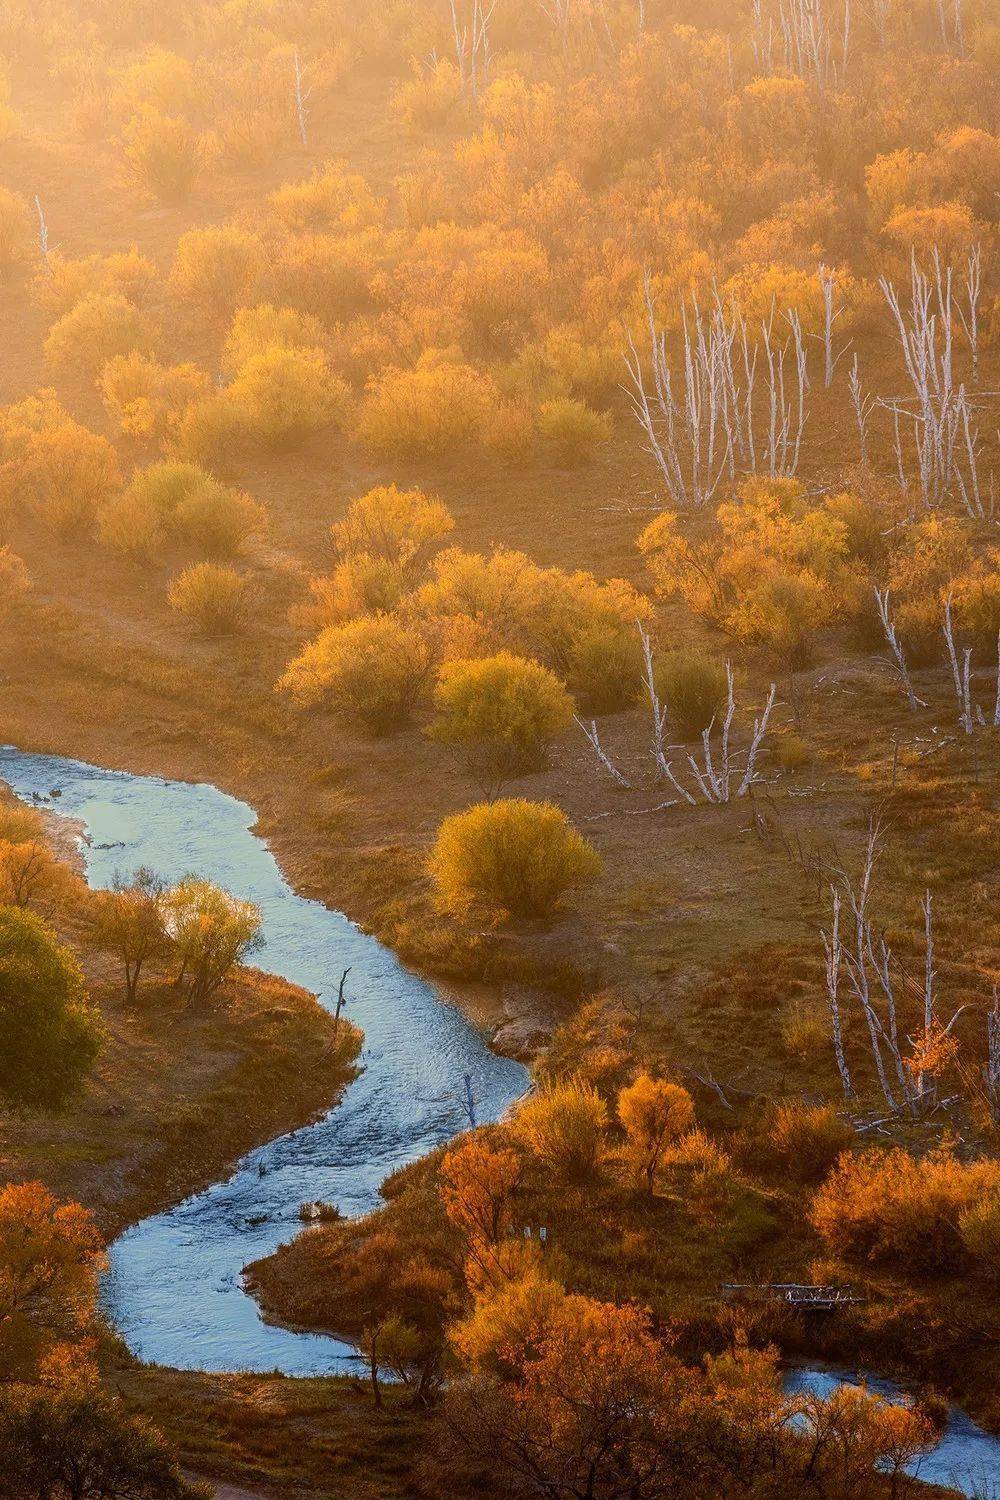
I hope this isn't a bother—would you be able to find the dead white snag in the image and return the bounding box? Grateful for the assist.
[575,715,632,788]
[943,590,975,734]
[874,587,923,710]
[292,49,312,146]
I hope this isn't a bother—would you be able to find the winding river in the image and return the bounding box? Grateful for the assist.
[0,747,528,1376]
[3,746,999,1495]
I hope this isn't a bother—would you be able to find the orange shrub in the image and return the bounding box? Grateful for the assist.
[99,352,210,444]
[617,1075,695,1192]
[356,355,499,458]
[810,1146,1000,1271]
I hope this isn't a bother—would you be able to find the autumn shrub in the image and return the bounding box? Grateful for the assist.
[958,1193,1000,1275]
[536,397,611,466]
[164,877,262,1002]
[414,546,649,711]
[0,187,33,277]
[99,352,210,443]
[269,162,386,233]
[513,1077,608,1182]
[279,613,433,733]
[223,304,329,373]
[122,108,202,202]
[333,483,454,565]
[170,225,265,320]
[172,391,248,469]
[393,58,463,131]
[429,798,600,919]
[654,649,728,741]
[810,1146,1000,1271]
[264,231,380,325]
[617,1074,695,1193]
[640,478,859,663]
[99,461,264,560]
[2,417,121,536]
[32,247,158,319]
[762,1102,854,1183]
[779,997,828,1059]
[43,293,157,377]
[168,562,250,634]
[226,346,348,447]
[356,355,498,458]
[431,652,574,787]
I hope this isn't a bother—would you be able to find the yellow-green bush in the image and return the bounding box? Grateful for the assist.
[431,652,573,786]
[536,397,611,467]
[429,798,600,918]
[513,1076,608,1182]
[168,562,250,634]
[279,613,433,733]
[654,649,728,742]
[99,460,264,559]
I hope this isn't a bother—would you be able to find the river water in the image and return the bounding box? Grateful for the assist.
[0,747,528,1376]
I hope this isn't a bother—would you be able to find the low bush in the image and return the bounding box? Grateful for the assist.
[810,1146,1000,1271]
[431,652,573,787]
[536,397,611,466]
[279,613,433,733]
[99,461,265,559]
[122,108,202,202]
[170,225,265,321]
[168,562,250,633]
[99,352,210,443]
[43,293,157,377]
[226,346,348,447]
[223,304,328,373]
[356,355,498,458]
[654,649,728,741]
[429,798,600,919]
[513,1077,608,1182]
[762,1102,854,1183]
